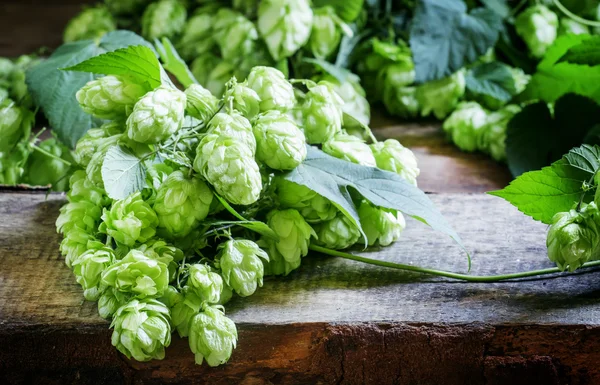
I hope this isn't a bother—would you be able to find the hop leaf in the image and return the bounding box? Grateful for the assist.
[314,213,361,250]
[76,75,148,120]
[246,66,296,112]
[188,305,237,366]
[99,192,159,246]
[217,239,268,297]
[126,86,186,144]
[370,139,420,186]
[141,0,187,41]
[253,110,307,170]
[193,134,262,206]
[110,298,172,361]
[323,132,376,167]
[301,83,344,144]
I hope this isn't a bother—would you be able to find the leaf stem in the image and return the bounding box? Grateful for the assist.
[31,145,72,167]
[552,0,600,28]
[309,245,600,282]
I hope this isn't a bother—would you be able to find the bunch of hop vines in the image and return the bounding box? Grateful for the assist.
[56,65,419,365]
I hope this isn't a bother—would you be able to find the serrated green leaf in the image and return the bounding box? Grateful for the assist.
[214,195,279,240]
[480,0,510,18]
[465,61,516,102]
[558,35,600,66]
[489,159,591,225]
[563,144,600,176]
[284,146,466,251]
[63,45,161,90]
[155,37,198,89]
[26,31,154,148]
[521,34,600,104]
[313,0,364,22]
[409,0,502,83]
[101,145,147,200]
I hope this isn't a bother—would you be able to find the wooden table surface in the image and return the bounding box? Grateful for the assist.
[1,2,594,385]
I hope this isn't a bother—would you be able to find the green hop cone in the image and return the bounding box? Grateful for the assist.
[266,209,315,264]
[171,287,202,337]
[101,249,170,298]
[24,138,73,192]
[76,75,148,120]
[207,111,256,153]
[187,264,224,303]
[63,6,116,42]
[153,171,213,238]
[309,6,345,59]
[141,0,187,40]
[246,66,296,112]
[323,132,376,167]
[191,54,221,88]
[301,83,344,144]
[105,0,150,15]
[188,305,238,366]
[0,101,32,153]
[0,58,14,81]
[319,74,371,129]
[258,0,313,61]
[193,134,262,206]
[384,86,421,119]
[416,71,466,119]
[217,239,268,297]
[233,0,259,18]
[358,201,406,247]
[67,170,108,207]
[59,228,98,268]
[56,201,102,235]
[111,298,172,361]
[515,5,558,58]
[98,286,131,319]
[314,214,361,250]
[479,104,521,162]
[259,238,299,276]
[71,247,116,301]
[443,102,489,153]
[73,126,120,167]
[253,110,307,170]
[0,144,29,185]
[275,178,336,223]
[86,150,106,188]
[185,84,219,122]
[223,80,261,119]
[177,9,217,61]
[0,88,9,104]
[559,18,589,36]
[214,9,258,62]
[547,203,600,272]
[126,86,186,144]
[370,139,420,186]
[99,192,159,246]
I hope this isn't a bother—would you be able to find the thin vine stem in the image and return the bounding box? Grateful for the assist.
[309,245,600,282]
[31,145,72,167]
[553,0,600,28]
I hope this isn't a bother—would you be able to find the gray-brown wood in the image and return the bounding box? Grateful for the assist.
[1,192,600,384]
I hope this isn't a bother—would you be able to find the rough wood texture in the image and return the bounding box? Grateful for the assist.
[1,192,600,384]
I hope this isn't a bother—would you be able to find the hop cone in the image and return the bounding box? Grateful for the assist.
[479,105,521,162]
[214,9,258,62]
[309,6,342,59]
[258,0,313,61]
[358,201,405,247]
[547,203,600,272]
[275,178,337,223]
[253,110,307,170]
[74,126,120,167]
[314,214,361,250]
[71,247,116,301]
[302,83,344,144]
[515,5,558,58]
[101,249,170,298]
[224,81,261,119]
[193,134,262,206]
[110,298,172,361]
[63,6,116,42]
[171,287,202,337]
[99,192,159,246]
[185,84,219,122]
[416,71,465,120]
[126,86,186,144]
[141,0,187,40]
[177,8,217,60]
[188,305,238,366]
[0,101,31,153]
[246,66,296,112]
[59,228,99,268]
[443,102,489,152]
[187,264,224,304]
[319,73,370,129]
[98,286,131,319]
[153,171,213,238]
[266,209,315,264]
[384,86,420,119]
[67,170,109,207]
[24,138,73,192]
[56,200,102,236]
[207,111,256,153]
[371,139,420,186]
[323,132,376,167]
[217,239,268,297]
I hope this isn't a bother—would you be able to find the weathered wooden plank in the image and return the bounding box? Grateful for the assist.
[1,192,600,384]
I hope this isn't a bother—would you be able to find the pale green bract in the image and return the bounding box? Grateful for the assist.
[223,81,261,119]
[184,84,219,123]
[558,18,589,36]
[246,66,296,112]
[188,305,238,367]
[370,139,420,186]
[257,0,313,61]
[301,83,344,144]
[217,239,268,297]
[515,5,558,58]
[141,0,187,41]
[265,209,315,267]
[323,132,376,167]
[110,298,172,361]
[319,74,371,129]
[442,102,489,153]
[73,127,120,167]
[76,75,148,120]
[253,110,307,170]
[63,6,116,42]
[314,214,361,250]
[99,192,159,247]
[358,201,406,247]
[309,6,343,59]
[187,264,224,303]
[207,111,256,153]
[126,86,186,144]
[71,247,116,301]
[98,286,131,319]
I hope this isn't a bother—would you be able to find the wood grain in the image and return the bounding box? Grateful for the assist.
[1,192,600,384]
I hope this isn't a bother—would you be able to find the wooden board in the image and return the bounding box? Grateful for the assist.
[1,192,600,385]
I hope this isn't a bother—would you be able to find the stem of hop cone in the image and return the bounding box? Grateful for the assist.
[309,245,600,282]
